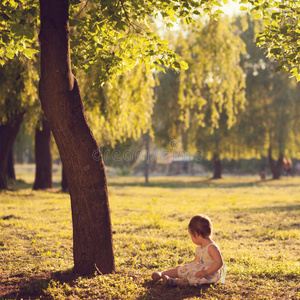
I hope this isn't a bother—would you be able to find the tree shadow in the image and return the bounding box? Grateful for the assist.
[247,204,300,213]
[5,178,63,191]
[0,269,78,300]
[136,280,214,300]
[108,177,275,189]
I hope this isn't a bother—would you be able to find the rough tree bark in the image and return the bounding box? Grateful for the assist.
[38,0,115,275]
[268,147,283,180]
[33,117,53,190]
[61,165,68,192]
[0,112,25,189]
[213,153,222,179]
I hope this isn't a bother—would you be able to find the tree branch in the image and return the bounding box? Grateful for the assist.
[119,0,136,30]
[74,0,90,19]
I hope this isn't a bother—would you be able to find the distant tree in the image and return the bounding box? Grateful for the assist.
[6,149,16,180]
[0,112,24,188]
[33,116,52,190]
[154,17,246,178]
[0,58,38,189]
[237,16,300,179]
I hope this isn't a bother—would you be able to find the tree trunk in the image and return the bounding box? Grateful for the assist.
[6,148,16,180]
[33,117,53,190]
[38,0,115,275]
[268,147,283,179]
[145,130,150,184]
[0,112,25,189]
[61,165,68,192]
[213,153,222,179]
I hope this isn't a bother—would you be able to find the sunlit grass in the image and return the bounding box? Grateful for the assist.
[0,166,299,299]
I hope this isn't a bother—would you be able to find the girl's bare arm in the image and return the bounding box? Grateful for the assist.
[195,246,223,278]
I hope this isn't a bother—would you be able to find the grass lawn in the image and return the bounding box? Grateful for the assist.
[0,166,299,299]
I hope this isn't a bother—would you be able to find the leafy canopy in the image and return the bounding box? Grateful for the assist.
[2,0,300,81]
[1,0,231,83]
[241,0,300,81]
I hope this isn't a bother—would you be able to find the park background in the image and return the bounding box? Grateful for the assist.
[1,0,300,299]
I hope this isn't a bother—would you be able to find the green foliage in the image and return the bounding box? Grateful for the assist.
[2,0,300,82]
[1,171,300,299]
[68,0,231,84]
[80,63,155,146]
[0,0,230,151]
[0,0,230,82]
[246,0,300,81]
[153,69,182,148]
[0,0,39,65]
[154,17,246,158]
[178,17,246,131]
[0,57,39,125]
[236,15,300,158]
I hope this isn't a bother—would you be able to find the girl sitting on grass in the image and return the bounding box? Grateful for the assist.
[152,214,226,287]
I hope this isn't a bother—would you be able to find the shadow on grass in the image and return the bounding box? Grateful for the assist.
[0,269,78,300]
[247,204,300,213]
[108,178,274,189]
[5,179,66,194]
[6,176,300,191]
[137,281,214,300]
[1,272,216,300]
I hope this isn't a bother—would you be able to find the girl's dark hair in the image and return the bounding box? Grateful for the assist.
[188,214,213,238]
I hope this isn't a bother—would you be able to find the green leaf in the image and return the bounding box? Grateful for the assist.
[253,13,262,19]
[6,50,15,59]
[215,9,224,14]
[275,65,283,72]
[23,48,38,58]
[155,65,166,73]
[270,48,282,55]
[172,61,181,69]
[290,67,298,75]
[179,61,189,70]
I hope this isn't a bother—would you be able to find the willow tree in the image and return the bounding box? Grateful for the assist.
[177,18,246,178]
[81,64,155,147]
[0,58,38,189]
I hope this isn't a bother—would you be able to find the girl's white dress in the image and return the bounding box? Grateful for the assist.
[177,241,226,285]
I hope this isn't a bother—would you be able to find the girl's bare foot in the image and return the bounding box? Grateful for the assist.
[151,271,162,282]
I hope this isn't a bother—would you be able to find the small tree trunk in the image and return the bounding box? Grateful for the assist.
[213,153,222,179]
[145,130,150,184]
[6,148,16,180]
[61,165,68,192]
[268,147,283,179]
[33,117,53,190]
[39,0,114,275]
[0,112,25,189]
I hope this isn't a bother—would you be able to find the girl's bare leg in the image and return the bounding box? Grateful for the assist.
[162,268,179,278]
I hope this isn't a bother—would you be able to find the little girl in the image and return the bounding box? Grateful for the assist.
[152,214,226,286]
